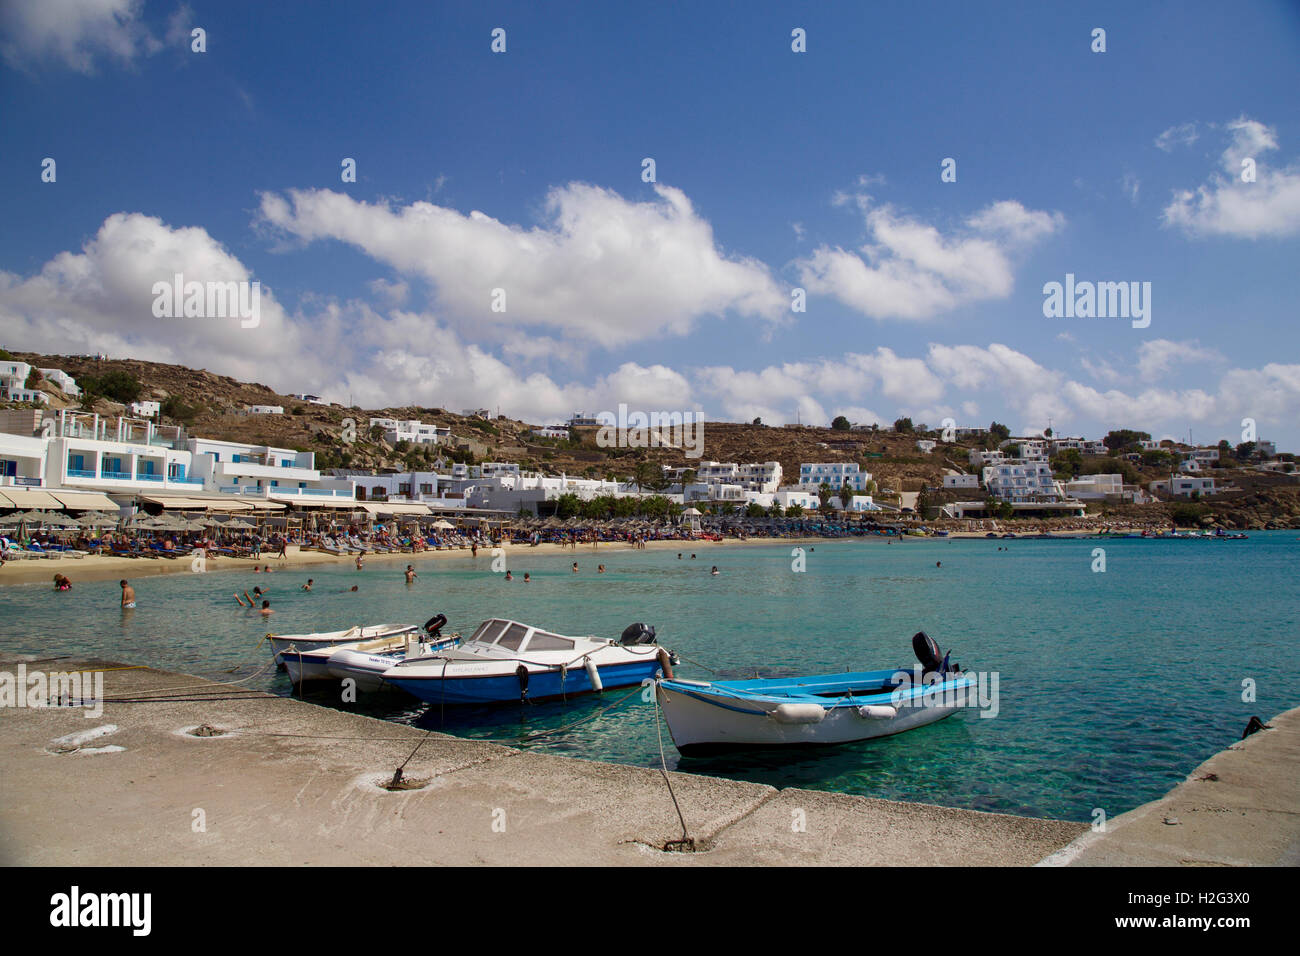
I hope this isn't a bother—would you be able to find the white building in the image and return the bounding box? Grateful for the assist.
[530,426,569,440]
[969,449,1006,468]
[1062,474,1125,500]
[1168,476,1216,497]
[369,417,448,445]
[567,413,600,427]
[290,393,329,406]
[462,408,493,419]
[942,473,979,489]
[39,368,81,397]
[798,462,871,491]
[187,436,353,502]
[243,405,284,415]
[1001,439,1048,460]
[982,461,1069,502]
[916,440,937,453]
[692,461,783,494]
[773,489,819,510]
[129,400,161,418]
[1256,439,1277,458]
[1051,437,1108,456]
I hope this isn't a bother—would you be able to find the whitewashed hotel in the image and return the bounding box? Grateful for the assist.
[982,461,1069,503]
[798,462,871,491]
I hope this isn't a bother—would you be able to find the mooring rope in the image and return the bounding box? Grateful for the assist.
[654,686,693,850]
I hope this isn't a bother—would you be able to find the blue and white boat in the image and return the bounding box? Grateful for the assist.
[656,633,976,755]
[381,618,674,705]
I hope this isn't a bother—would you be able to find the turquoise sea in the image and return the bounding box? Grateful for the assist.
[2,533,1296,822]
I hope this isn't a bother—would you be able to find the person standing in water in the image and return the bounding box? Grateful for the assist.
[405,565,418,584]
[120,580,135,609]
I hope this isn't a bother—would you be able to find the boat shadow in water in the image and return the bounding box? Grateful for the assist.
[673,713,977,794]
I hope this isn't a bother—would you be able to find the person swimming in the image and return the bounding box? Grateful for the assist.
[301,579,314,590]
[710,566,719,575]
[52,573,71,591]
[259,600,274,616]
[572,562,579,573]
[504,570,514,581]
[597,564,606,573]
[523,572,531,582]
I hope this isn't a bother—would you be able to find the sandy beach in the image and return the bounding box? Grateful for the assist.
[0,535,842,587]
[0,526,1153,588]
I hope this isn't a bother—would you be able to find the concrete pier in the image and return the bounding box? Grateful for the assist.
[0,655,1159,866]
[1040,706,1300,867]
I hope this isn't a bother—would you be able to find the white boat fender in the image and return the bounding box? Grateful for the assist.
[584,656,604,693]
[858,705,898,719]
[771,703,827,724]
[657,646,675,680]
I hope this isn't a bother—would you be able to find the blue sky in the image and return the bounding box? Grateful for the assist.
[2,0,1299,448]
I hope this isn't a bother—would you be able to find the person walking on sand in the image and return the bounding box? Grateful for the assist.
[120,580,135,609]
[277,534,287,560]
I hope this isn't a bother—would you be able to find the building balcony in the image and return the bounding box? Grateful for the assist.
[66,469,97,479]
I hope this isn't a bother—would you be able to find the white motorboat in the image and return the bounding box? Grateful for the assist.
[267,622,421,664]
[381,619,674,705]
[282,629,461,689]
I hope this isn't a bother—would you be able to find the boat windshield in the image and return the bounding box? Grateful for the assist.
[496,622,530,651]
[522,631,574,651]
[470,620,511,644]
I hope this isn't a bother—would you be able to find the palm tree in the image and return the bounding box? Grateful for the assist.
[817,482,834,512]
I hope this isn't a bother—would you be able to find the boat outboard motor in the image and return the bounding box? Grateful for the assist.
[423,613,448,638]
[620,623,657,646]
[913,631,945,677]
[515,663,530,701]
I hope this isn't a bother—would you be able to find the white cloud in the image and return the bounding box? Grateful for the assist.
[1162,117,1300,238]
[0,0,161,73]
[0,212,315,386]
[1155,122,1199,152]
[367,278,409,304]
[1121,172,1140,204]
[1136,339,1221,380]
[258,183,788,349]
[795,196,1063,320]
[926,343,1068,428]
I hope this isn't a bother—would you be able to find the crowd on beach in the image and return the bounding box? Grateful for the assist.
[3,510,1185,571]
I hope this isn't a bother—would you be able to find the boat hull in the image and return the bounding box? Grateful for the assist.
[385,658,662,705]
[656,674,973,754]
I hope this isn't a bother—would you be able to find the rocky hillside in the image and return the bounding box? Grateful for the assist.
[4,347,1297,526]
